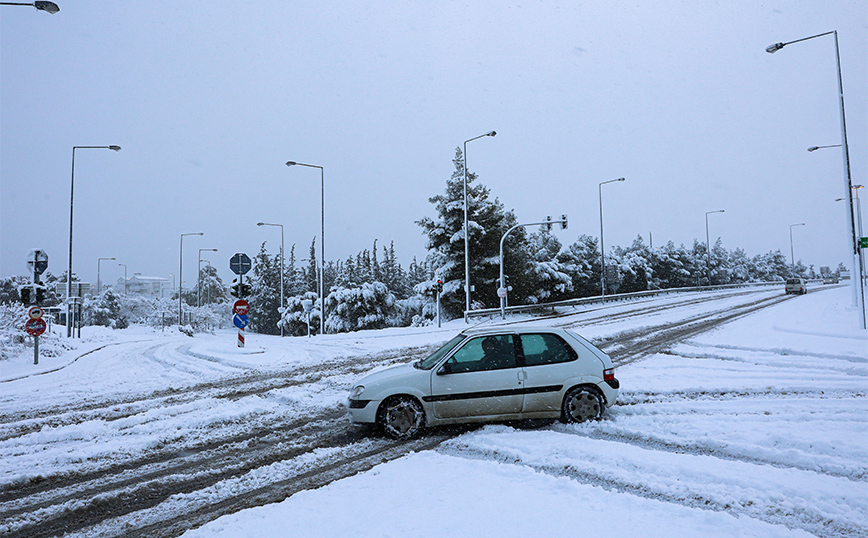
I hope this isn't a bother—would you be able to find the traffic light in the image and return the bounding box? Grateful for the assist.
[560,214,568,230]
[18,284,45,305]
[230,280,251,298]
[230,278,251,298]
[544,215,552,232]
[436,279,443,293]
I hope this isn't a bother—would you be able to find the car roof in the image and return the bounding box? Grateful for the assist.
[460,324,567,337]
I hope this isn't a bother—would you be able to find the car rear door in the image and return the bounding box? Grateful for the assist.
[429,334,524,419]
[518,332,591,414]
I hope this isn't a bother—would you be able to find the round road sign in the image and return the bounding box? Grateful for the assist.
[25,318,47,336]
[28,306,44,319]
[233,299,249,316]
[233,313,249,329]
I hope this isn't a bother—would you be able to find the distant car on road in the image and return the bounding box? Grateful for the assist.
[347,325,619,439]
[823,276,839,285]
[785,278,807,295]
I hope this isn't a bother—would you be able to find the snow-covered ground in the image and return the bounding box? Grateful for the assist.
[179,286,866,538]
[1,286,866,537]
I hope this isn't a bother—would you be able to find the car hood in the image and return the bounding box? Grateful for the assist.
[355,363,424,389]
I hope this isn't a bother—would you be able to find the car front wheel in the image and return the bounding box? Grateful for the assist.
[377,396,425,439]
[561,387,603,423]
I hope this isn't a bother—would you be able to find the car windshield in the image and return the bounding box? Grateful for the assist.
[415,335,465,370]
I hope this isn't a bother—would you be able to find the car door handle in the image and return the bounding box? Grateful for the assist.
[517,370,527,382]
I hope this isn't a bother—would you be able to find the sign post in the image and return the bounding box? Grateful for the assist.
[25,250,48,364]
[301,298,313,337]
[233,299,250,347]
[229,253,252,348]
[25,314,46,365]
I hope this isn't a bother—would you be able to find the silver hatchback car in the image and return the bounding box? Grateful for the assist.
[348,325,620,439]
[785,278,807,295]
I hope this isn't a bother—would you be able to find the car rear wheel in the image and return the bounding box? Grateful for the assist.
[561,387,603,423]
[377,396,425,439]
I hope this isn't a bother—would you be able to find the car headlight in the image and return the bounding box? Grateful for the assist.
[350,385,365,399]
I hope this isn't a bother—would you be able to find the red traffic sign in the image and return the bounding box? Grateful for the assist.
[233,299,250,316]
[28,306,44,319]
[25,318,47,336]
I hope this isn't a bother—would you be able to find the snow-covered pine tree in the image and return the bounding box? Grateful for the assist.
[527,229,571,302]
[249,242,281,335]
[198,263,228,305]
[557,234,601,298]
[416,147,529,318]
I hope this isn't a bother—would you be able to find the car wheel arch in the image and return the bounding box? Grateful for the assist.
[560,384,606,423]
[376,394,427,439]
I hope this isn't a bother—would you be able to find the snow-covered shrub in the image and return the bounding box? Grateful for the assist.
[388,296,425,327]
[324,282,396,333]
[85,290,128,329]
[278,292,321,337]
[0,303,28,361]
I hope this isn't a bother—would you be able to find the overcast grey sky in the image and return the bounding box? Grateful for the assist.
[2,1,866,290]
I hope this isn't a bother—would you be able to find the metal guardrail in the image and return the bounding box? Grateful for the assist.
[465,280,788,321]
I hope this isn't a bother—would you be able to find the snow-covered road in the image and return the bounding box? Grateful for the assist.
[1,285,865,537]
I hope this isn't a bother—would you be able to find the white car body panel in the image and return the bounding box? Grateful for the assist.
[347,325,619,429]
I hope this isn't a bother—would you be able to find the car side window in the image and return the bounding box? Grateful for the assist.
[443,335,516,373]
[520,333,577,366]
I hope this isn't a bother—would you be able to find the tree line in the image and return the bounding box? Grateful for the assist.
[1,147,842,336]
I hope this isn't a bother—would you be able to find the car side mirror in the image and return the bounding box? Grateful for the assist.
[437,363,452,375]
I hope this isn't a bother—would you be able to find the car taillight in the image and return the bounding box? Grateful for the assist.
[604,368,615,382]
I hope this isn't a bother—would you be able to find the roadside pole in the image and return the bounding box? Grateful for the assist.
[23,250,49,364]
[229,253,252,348]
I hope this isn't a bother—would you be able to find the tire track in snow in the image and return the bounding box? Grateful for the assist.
[443,439,864,538]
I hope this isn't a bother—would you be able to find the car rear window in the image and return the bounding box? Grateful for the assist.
[520,333,577,366]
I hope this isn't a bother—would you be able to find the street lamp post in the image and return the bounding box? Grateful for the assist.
[767,30,865,328]
[257,222,285,336]
[789,223,806,277]
[462,131,496,318]
[0,2,59,13]
[179,232,203,326]
[203,261,213,304]
[66,145,121,337]
[197,248,217,308]
[97,257,115,295]
[118,263,127,294]
[286,161,325,334]
[705,210,725,286]
[599,177,625,299]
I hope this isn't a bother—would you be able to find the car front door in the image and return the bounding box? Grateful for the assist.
[429,334,523,419]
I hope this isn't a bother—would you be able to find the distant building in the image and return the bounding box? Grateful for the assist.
[117,274,172,297]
